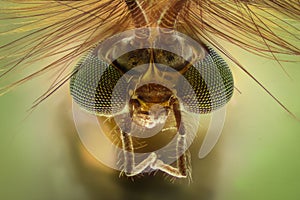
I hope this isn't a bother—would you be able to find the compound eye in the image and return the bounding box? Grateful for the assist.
[70,48,127,115]
[178,46,234,113]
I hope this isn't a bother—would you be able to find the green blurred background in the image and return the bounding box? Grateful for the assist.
[1,19,300,200]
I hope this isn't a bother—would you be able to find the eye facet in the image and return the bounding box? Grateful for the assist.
[70,49,127,115]
[179,46,234,113]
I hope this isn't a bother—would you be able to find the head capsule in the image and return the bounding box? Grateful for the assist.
[70,28,234,116]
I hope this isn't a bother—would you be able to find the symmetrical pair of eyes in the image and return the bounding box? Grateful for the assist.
[70,37,234,116]
[0,1,298,115]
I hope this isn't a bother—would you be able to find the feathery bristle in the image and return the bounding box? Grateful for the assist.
[0,0,299,114]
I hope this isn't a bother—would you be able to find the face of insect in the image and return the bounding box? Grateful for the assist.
[129,84,172,129]
[70,28,234,178]
[1,0,299,189]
